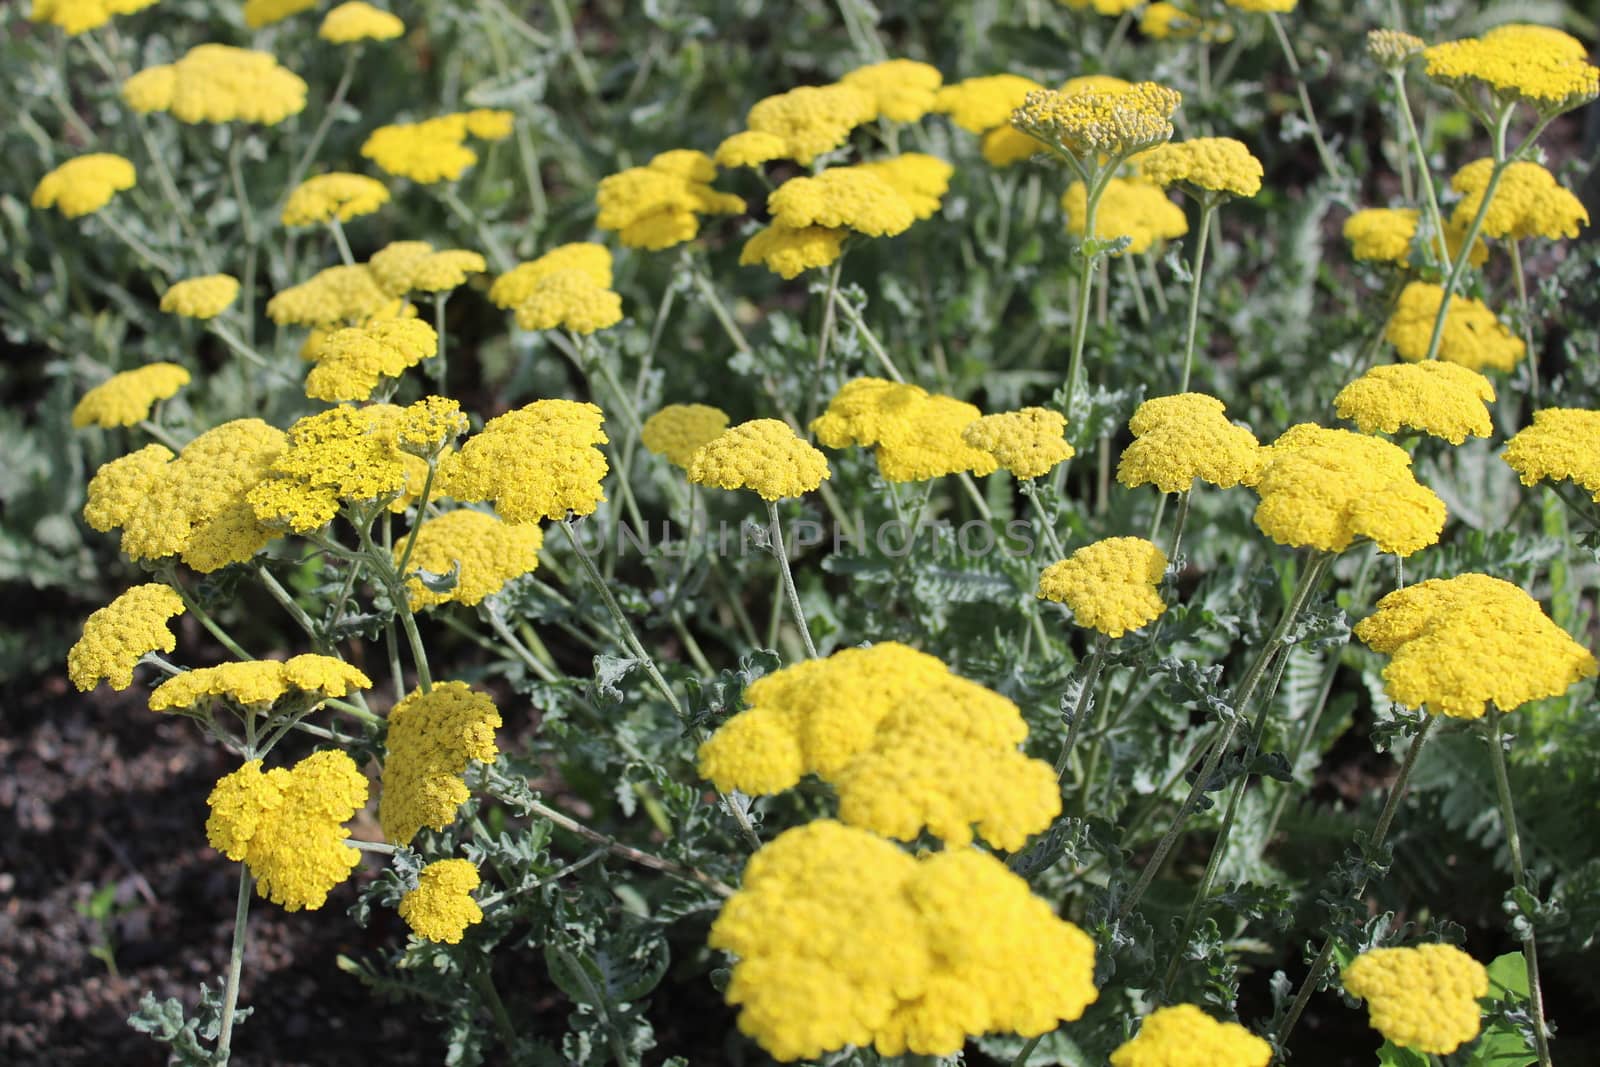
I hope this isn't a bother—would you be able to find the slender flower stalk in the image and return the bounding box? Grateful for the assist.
[1177,200,1217,392]
[1056,635,1109,777]
[1388,70,1451,267]
[213,868,254,1066]
[1267,12,1343,181]
[766,501,818,658]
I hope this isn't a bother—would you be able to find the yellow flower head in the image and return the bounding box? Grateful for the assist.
[1139,137,1263,198]
[687,419,830,501]
[1342,207,1488,268]
[122,45,307,125]
[206,750,368,911]
[709,820,1100,1061]
[714,130,791,168]
[1367,29,1425,68]
[394,394,469,459]
[380,682,501,844]
[243,0,316,27]
[152,653,371,713]
[1424,31,1600,113]
[962,407,1075,479]
[595,150,745,250]
[768,167,916,237]
[68,584,185,692]
[872,394,1001,482]
[267,264,392,328]
[303,318,438,402]
[811,377,930,448]
[1142,3,1233,42]
[1224,0,1296,10]
[1059,0,1141,13]
[32,154,136,218]
[1013,81,1182,159]
[1481,23,1588,60]
[1110,1004,1272,1067]
[282,172,391,226]
[399,859,483,944]
[367,240,486,295]
[742,84,878,166]
[29,0,157,35]
[855,153,955,220]
[1342,945,1488,1054]
[512,270,624,334]
[1334,362,1495,444]
[1118,393,1266,493]
[934,73,1044,134]
[248,404,426,530]
[1355,573,1596,718]
[360,114,496,184]
[1039,537,1167,637]
[85,420,287,571]
[397,509,543,610]
[72,363,191,428]
[439,400,609,522]
[1504,407,1600,501]
[1062,178,1188,255]
[838,59,944,123]
[1253,424,1445,556]
[489,243,613,308]
[1450,158,1589,241]
[641,403,731,468]
[319,1,405,43]
[739,224,848,279]
[1384,282,1525,372]
[160,275,240,320]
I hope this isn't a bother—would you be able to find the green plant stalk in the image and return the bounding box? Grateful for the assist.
[1062,161,1115,419]
[1267,12,1343,181]
[98,211,178,277]
[138,419,184,451]
[327,217,356,266]
[254,564,321,643]
[432,295,449,393]
[1486,705,1554,1067]
[832,292,907,384]
[441,185,513,272]
[214,868,254,1066]
[1011,1034,1044,1067]
[168,576,253,661]
[1388,71,1451,267]
[1120,552,1329,918]
[471,966,521,1057]
[1057,635,1110,779]
[1178,199,1217,392]
[1508,239,1540,404]
[358,518,432,692]
[546,0,599,98]
[283,48,359,198]
[802,255,847,429]
[525,795,735,897]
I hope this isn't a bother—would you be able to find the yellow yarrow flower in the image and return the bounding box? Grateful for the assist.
[1013,81,1182,159]
[513,270,624,334]
[397,509,543,610]
[399,859,483,944]
[160,275,240,320]
[934,74,1044,134]
[1334,362,1495,444]
[838,59,944,123]
[205,750,368,911]
[1142,3,1233,42]
[72,363,191,429]
[489,243,613,307]
[687,419,830,501]
[319,1,404,43]
[361,112,508,184]
[380,682,501,844]
[768,167,917,237]
[303,317,439,402]
[1342,207,1488,268]
[1059,0,1141,13]
[855,153,955,220]
[243,0,316,27]
[739,84,877,166]
[152,654,371,713]
[1424,31,1600,114]
[1355,573,1596,718]
[709,820,1099,1060]
[84,420,287,571]
[1504,407,1600,501]
[811,377,931,448]
[1139,137,1263,198]
[1253,424,1445,556]
[1062,178,1188,255]
[367,240,486,296]
[873,395,1000,482]
[1384,282,1525,372]
[68,584,185,692]
[1450,158,1589,241]
[1117,393,1266,493]
[1224,0,1295,11]
[714,130,790,168]
[439,400,609,522]
[1342,945,1488,1054]
[1039,537,1168,638]
[1367,29,1425,68]
[267,264,392,328]
[739,224,849,279]
[641,404,731,468]
[1111,1004,1272,1067]
[281,172,391,226]
[29,0,157,35]
[595,150,745,251]
[962,407,1075,480]
[32,154,136,218]
[248,403,429,531]
[122,45,307,125]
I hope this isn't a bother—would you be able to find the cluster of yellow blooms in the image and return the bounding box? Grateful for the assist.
[31,153,137,218]
[1342,207,1486,268]
[1139,137,1264,199]
[961,407,1076,479]
[698,643,1058,849]
[398,859,484,944]
[640,404,732,468]
[123,45,307,126]
[1139,3,1234,42]
[709,820,1098,1060]
[398,510,544,610]
[1038,537,1168,638]
[1384,282,1525,372]
[268,263,395,329]
[595,150,745,251]
[1108,1004,1271,1067]
[380,683,502,845]
[1012,81,1182,160]
[161,274,241,319]
[1341,945,1488,1054]
[149,654,371,714]
[67,584,185,691]
[439,400,609,522]
[282,173,393,227]
[318,1,405,44]
[488,243,623,335]
[367,241,486,297]
[1117,393,1265,494]
[1063,177,1188,255]
[361,110,515,185]
[1503,407,1600,501]
[1424,25,1600,113]
[1355,573,1597,718]
[1334,362,1495,444]
[29,0,156,35]
[72,363,191,429]
[304,318,440,402]
[686,419,831,502]
[814,378,1001,482]
[1451,159,1589,242]
[206,751,368,911]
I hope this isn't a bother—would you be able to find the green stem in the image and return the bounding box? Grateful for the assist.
[1508,239,1539,405]
[832,293,907,383]
[441,185,513,272]
[472,967,521,1056]
[170,576,253,661]
[327,217,355,266]
[1486,706,1554,1067]
[524,795,735,897]
[1011,1034,1044,1067]
[254,564,320,643]
[802,255,847,429]
[767,501,818,658]
[1267,12,1343,181]
[98,211,178,277]
[1178,200,1217,392]
[546,0,599,99]
[282,49,358,198]
[481,608,563,685]
[431,294,449,392]
[213,868,254,1065]
[1389,71,1450,267]
[1056,636,1110,778]
[139,419,184,451]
